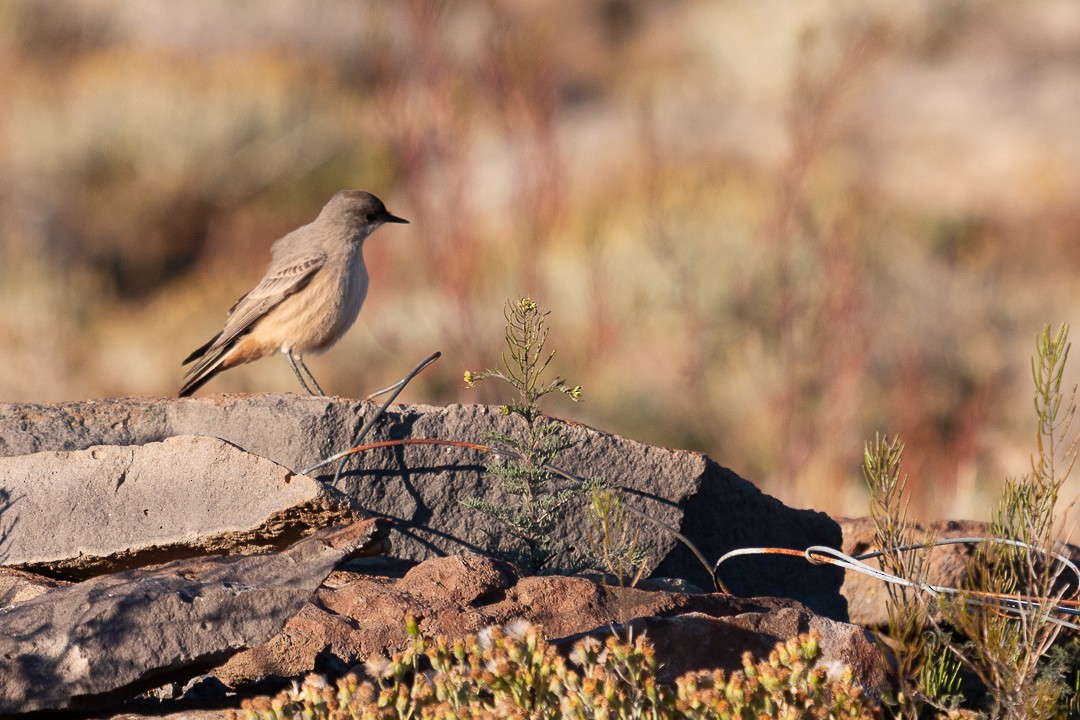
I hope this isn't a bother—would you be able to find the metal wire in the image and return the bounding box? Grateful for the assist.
[715,537,1080,630]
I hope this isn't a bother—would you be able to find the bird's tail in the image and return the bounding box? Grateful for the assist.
[179,335,232,397]
[181,333,220,366]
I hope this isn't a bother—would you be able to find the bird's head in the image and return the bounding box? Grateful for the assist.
[322,189,409,239]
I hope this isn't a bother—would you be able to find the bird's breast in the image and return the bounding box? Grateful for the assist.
[339,250,370,327]
[270,249,369,355]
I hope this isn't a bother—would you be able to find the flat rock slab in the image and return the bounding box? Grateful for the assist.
[0,397,845,618]
[0,435,355,578]
[0,518,389,714]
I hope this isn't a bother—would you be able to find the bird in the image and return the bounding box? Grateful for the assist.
[179,189,408,397]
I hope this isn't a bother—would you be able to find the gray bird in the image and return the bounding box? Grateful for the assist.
[179,190,408,397]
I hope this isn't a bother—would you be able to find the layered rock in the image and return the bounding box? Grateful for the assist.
[0,397,847,618]
[0,435,355,578]
[0,396,880,716]
[0,518,389,714]
[216,554,886,694]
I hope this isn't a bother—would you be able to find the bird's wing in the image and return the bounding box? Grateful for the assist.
[211,252,327,352]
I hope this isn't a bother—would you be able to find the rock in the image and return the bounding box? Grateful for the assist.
[0,568,68,608]
[0,435,356,578]
[142,673,229,704]
[215,554,881,693]
[0,397,846,618]
[635,576,704,593]
[0,518,389,714]
[214,602,364,685]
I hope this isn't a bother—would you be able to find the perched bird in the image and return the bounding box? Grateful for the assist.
[179,190,408,397]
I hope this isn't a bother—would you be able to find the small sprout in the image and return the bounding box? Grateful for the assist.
[459,299,603,574]
[463,297,581,424]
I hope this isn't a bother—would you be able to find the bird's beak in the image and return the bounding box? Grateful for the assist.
[384,212,409,224]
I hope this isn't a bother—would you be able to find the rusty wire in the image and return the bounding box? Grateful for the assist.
[716,538,1080,630]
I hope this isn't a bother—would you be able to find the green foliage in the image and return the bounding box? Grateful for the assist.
[865,323,1080,719]
[463,298,597,572]
[941,324,1079,719]
[862,435,962,717]
[586,487,650,587]
[463,297,582,424]
[459,423,604,570]
[231,618,880,719]
[946,325,1080,716]
[1052,636,1080,717]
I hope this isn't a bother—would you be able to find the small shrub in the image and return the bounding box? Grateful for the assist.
[462,297,595,572]
[863,435,962,717]
[865,323,1080,718]
[230,617,880,719]
[586,487,650,587]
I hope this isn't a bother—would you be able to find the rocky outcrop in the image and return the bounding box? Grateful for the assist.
[0,396,886,716]
[0,397,847,618]
[0,518,389,714]
[0,435,355,578]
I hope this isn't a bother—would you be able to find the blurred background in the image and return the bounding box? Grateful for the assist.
[2,0,1080,521]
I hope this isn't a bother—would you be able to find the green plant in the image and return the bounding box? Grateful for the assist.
[462,297,594,572]
[230,617,880,719]
[463,297,582,423]
[941,324,1080,718]
[862,435,962,717]
[586,487,650,587]
[865,324,1080,719]
[1045,636,1080,719]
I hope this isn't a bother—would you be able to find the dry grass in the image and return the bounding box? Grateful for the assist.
[3,0,1080,521]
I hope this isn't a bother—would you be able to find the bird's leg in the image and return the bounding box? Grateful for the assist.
[298,358,326,396]
[284,350,320,395]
